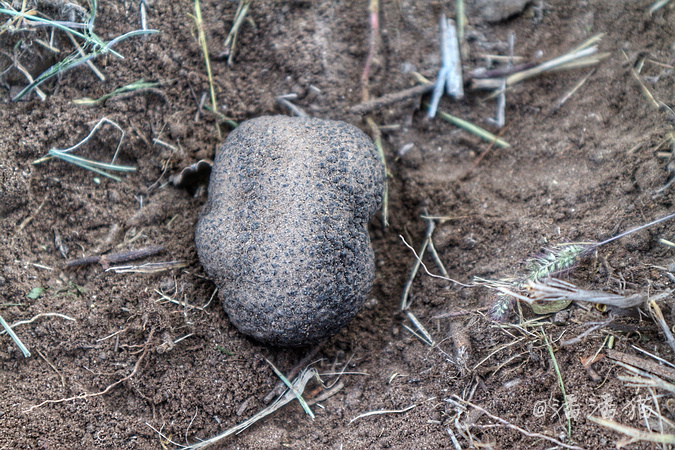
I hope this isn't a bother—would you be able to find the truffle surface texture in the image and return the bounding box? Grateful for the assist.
[195,116,384,346]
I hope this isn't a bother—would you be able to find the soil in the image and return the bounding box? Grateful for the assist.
[1,0,674,449]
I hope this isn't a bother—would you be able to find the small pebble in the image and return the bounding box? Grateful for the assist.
[196,116,384,346]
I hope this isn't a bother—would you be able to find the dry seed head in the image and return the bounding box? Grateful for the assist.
[488,292,515,322]
[525,244,591,282]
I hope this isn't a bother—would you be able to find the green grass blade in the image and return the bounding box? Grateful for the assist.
[543,327,571,437]
[73,79,160,105]
[0,314,31,358]
[12,29,158,101]
[432,106,511,148]
[264,357,315,419]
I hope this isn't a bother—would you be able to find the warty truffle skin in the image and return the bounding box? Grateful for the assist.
[195,116,384,346]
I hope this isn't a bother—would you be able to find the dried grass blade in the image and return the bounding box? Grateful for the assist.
[589,415,675,445]
[183,368,316,449]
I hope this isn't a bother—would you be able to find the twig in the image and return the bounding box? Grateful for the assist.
[106,260,188,274]
[400,236,474,289]
[561,317,614,346]
[360,0,379,102]
[649,300,675,355]
[276,95,308,117]
[307,380,344,406]
[401,219,434,310]
[349,404,416,424]
[451,396,585,449]
[365,117,389,227]
[471,35,608,90]
[406,311,434,346]
[66,245,165,269]
[221,0,253,66]
[631,345,675,370]
[606,349,675,381]
[443,17,463,98]
[25,327,156,412]
[13,200,45,235]
[552,68,596,114]
[350,82,434,115]
[36,349,66,389]
[0,312,75,333]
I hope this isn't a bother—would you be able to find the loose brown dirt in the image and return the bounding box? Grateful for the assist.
[1,1,674,448]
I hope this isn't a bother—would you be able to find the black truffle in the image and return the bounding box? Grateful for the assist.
[195,116,384,346]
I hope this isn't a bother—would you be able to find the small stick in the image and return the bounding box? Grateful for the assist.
[307,380,344,406]
[406,311,434,346]
[648,300,675,355]
[106,260,188,274]
[589,415,675,445]
[449,319,471,373]
[543,327,571,437]
[451,396,584,449]
[66,245,165,268]
[365,117,389,227]
[350,83,434,115]
[14,200,45,235]
[222,0,253,66]
[349,404,416,424]
[606,349,675,380]
[0,313,75,333]
[469,62,536,79]
[66,31,105,81]
[432,307,488,320]
[360,0,379,102]
[426,233,449,278]
[552,68,596,114]
[194,0,221,139]
[428,15,463,119]
[26,327,156,412]
[276,96,308,117]
[561,317,614,346]
[36,349,66,389]
[400,236,474,289]
[14,62,47,101]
